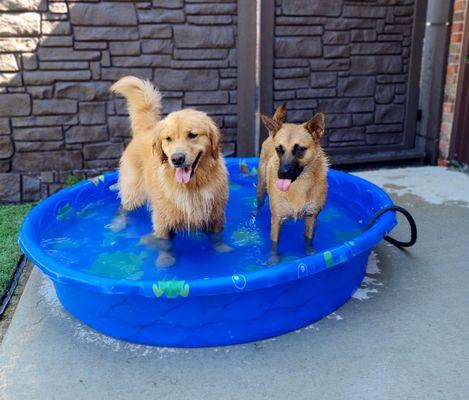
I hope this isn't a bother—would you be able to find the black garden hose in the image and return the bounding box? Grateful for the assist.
[366,205,417,248]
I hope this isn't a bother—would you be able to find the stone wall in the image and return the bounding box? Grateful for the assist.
[439,0,468,160]
[0,0,237,203]
[273,0,416,150]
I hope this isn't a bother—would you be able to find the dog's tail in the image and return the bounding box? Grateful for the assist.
[110,76,162,135]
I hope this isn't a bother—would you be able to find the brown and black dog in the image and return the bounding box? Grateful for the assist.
[257,105,328,263]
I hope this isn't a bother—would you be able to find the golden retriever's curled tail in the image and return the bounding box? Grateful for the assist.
[110,76,162,135]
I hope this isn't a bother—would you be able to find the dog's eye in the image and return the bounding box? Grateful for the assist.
[165,136,172,142]
[188,132,197,139]
[275,146,284,156]
[294,144,307,155]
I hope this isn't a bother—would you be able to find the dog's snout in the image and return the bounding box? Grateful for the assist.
[278,172,288,179]
[171,152,186,167]
[277,161,303,181]
[278,164,291,179]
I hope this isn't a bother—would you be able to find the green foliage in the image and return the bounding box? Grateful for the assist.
[63,174,84,187]
[0,204,34,295]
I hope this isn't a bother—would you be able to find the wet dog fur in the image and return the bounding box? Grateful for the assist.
[111,76,229,267]
[257,105,328,264]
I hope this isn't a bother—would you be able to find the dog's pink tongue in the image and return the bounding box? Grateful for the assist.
[175,165,192,184]
[276,178,292,192]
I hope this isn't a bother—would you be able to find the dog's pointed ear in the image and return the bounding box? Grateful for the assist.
[273,104,286,124]
[304,112,325,142]
[260,114,281,137]
[152,135,167,163]
[208,119,221,159]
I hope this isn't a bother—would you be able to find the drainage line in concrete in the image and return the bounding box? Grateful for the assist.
[0,255,27,317]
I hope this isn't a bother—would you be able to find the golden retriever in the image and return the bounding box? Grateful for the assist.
[257,104,328,264]
[110,76,229,267]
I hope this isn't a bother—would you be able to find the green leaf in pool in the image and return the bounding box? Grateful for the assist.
[231,226,261,246]
[56,203,74,222]
[89,251,145,280]
[152,280,190,298]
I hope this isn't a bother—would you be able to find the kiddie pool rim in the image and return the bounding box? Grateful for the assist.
[18,157,396,298]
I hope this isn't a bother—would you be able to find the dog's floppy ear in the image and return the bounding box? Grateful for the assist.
[304,112,325,142]
[208,119,221,159]
[273,104,286,124]
[152,135,167,163]
[260,114,281,137]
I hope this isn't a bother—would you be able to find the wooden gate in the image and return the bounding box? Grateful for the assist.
[237,0,429,164]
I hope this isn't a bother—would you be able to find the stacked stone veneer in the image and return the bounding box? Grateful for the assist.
[273,0,416,149]
[0,0,237,203]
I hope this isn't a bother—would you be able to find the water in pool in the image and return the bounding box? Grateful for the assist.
[39,173,364,283]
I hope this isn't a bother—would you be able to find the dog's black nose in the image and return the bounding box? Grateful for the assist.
[278,164,291,178]
[278,172,289,179]
[171,152,186,167]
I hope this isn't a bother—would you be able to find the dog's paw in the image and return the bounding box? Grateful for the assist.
[256,196,265,208]
[139,233,156,247]
[156,252,175,268]
[109,213,127,232]
[213,242,233,253]
[266,253,281,266]
[305,246,316,256]
[209,232,232,253]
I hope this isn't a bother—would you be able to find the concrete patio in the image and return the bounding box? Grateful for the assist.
[1,166,469,400]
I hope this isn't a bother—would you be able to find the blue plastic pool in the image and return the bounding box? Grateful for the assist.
[19,158,396,347]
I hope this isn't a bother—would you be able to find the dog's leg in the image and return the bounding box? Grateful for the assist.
[154,237,175,268]
[256,165,266,209]
[154,236,175,268]
[268,215,282,265]
[208,217,232,253]
[118,150,147,210]
[110,206,128,232]
[304,214,318,255]
[150,212,175,268]
[255,157,267,214]
[112,151,146,232]
[209,232,232,253]
[140,233,175,268]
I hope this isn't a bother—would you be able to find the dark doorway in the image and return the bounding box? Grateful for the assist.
[450,11,469,165]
